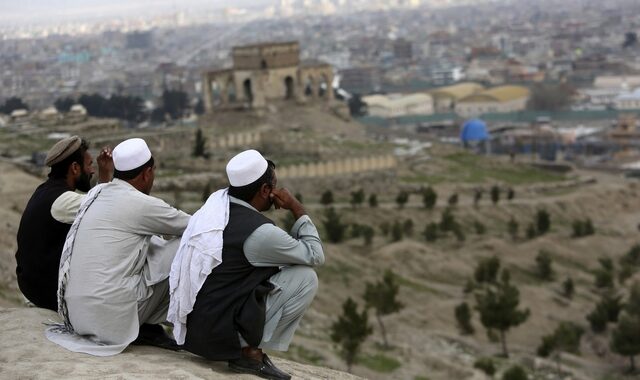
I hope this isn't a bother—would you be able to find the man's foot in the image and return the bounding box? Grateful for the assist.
[228,347,291,380]
[131,324,182,351]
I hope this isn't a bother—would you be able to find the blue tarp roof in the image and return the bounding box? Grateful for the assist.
[461,119,489,141]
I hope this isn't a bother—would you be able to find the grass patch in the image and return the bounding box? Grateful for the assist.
[433,152,566,185]
[357,353,401,373]
[316,260,362,286]
[294,345,326,365]
[394,274,446,296]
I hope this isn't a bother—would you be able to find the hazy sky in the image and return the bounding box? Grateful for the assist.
[0,0,275,25]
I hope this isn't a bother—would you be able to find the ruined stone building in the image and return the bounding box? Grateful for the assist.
[202,41,333,112]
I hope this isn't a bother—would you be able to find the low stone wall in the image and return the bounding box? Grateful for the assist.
[278,155,397,179]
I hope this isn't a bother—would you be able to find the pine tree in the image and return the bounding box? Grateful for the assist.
[322,207,347,243]
[535,250,554,281]
[362,226,375,246]
[391,220,403,242]
[422,187,437,210]
[192,128,208,158]
[536,210,551,235]
[475,270,530,357]
[491,185,500,205]
[396,191,409,209]
[350,189,365,208]
[330,297,372,372]
[320,190,334,206]
[474,256,501,284]
[363,270,403,348]
[611,282,640,372]
[368,193,378,208]
[537,322,584,375]
[562,277,575,299]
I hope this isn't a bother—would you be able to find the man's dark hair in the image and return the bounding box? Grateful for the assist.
[48,139,89,179]
[228,160,276,203]
[113,156,155,180]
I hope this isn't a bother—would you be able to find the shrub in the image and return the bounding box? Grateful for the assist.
[424,222,439,242]
[536,210,551,235]
[454,302,474,335]
[572,218,595,238]
[507,188,515,201]
[391,220,403,242]
[502,365,527,380]
[562,277,574,299]
[448,193,458,207]
[535,250,553,281]
[403,219,414,237]
[474,221,486,235]
[439,208,456,232]
[594,257,614,289]
[587,293,623,332]
[452,223,465,242]
[473,358,495,376]
[422,187,437,209]
[362,226,375,246]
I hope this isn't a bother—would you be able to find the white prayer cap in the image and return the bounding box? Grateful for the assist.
[113,138,152,171]
[226,149,268,187]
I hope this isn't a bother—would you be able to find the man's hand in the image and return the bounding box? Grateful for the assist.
[97,146,114,183]
[270,188,306,220]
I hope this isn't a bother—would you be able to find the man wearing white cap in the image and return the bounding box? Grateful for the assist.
[16,136,113,311]
[47,138,190,356]
[183,150,324,380]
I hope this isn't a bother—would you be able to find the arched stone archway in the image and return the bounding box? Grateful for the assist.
[210,80,222,106]
[284,76,294,99]
[304,76,315,97]
[226,80,237,103]
[243,79,253,106]
[318,74,329,98]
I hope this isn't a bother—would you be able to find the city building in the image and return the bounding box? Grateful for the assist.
[429,82,484,113]
[615,89,640,110]
[456,85,530,117]
[363,93,433,118]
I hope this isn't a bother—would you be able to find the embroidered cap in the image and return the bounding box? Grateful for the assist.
[226,149,268,187]
[112,138,152,171]
[45,135,82,167]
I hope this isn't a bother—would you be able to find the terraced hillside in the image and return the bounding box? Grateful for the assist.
[1,105,638,379]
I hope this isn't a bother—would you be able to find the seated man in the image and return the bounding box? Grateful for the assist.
[15,135,112,311]
[180,150,324,380]
[47,138,190,356]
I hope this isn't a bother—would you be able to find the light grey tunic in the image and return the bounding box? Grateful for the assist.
[61,179,190,353]
[229,197,324,350]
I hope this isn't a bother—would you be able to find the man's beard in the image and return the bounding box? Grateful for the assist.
[75,170,92,192]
